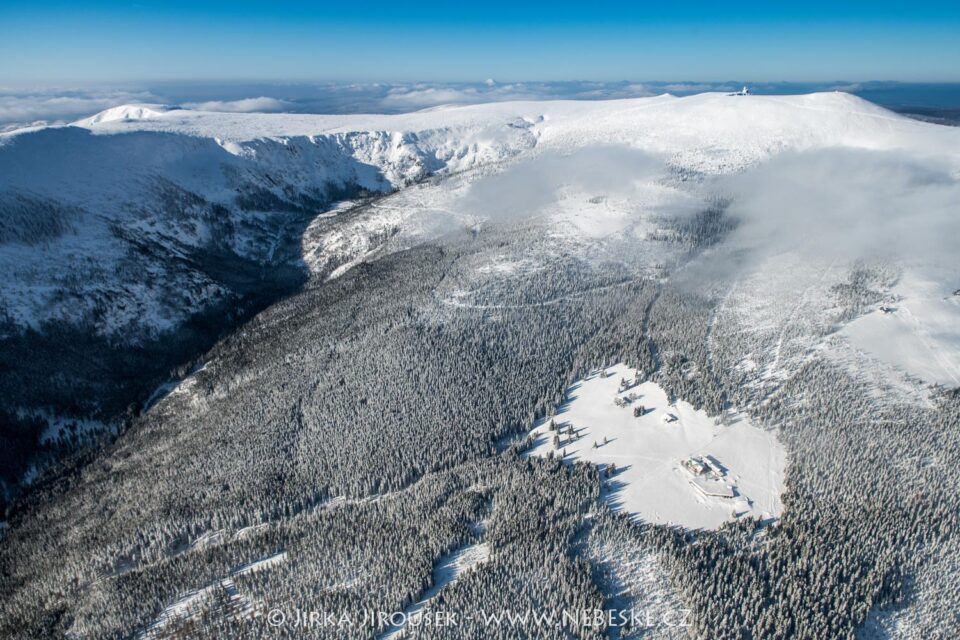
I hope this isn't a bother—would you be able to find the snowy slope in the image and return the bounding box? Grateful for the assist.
[58,92,955,164]
[2,91,957,374]
[840,266,960,388]
[0,102,538,336]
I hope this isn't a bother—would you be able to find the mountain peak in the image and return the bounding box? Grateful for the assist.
[75,104,172,126]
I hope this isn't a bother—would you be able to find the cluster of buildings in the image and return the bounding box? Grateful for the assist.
[681,455,736,499]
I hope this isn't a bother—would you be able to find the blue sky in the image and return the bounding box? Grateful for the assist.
[2,1,960,83]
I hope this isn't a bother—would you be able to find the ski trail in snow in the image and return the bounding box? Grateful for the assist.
[377,534,489,640]
[642,283,663,372]
[137,551,287,639]
[705,278,739,390]
[769,258,837,376]
[98,480,426,588]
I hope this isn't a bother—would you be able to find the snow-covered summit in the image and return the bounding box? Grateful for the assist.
[75,104,173,126]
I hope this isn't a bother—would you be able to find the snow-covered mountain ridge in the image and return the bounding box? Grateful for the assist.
[0,104,537,335]
[2,91,954,338]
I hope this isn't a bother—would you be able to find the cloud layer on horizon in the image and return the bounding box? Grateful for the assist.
[0,87,159,131]
[180,96,292,113]
[0,81,752,130]
[3,81,956,132]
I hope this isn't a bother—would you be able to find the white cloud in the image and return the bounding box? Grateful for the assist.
[0,87,158,128]
[827,82,864,93]
[379,85,549,109]
[380,87,485,108]
[674,148,960,289]
[180,96,292,113]
[661,82,737,94]
[457,146,667,223]
[623,83,655,94]
[723,149,960,261]
[378,82,664,110]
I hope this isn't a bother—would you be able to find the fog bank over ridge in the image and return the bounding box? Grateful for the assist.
[717,148,960,268]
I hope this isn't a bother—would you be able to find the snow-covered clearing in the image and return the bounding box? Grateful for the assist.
[841,268,960,388]
[526,363,785,530]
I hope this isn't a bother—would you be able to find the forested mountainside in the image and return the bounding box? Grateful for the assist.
[0,111,537,495]
[1,93,959,638]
